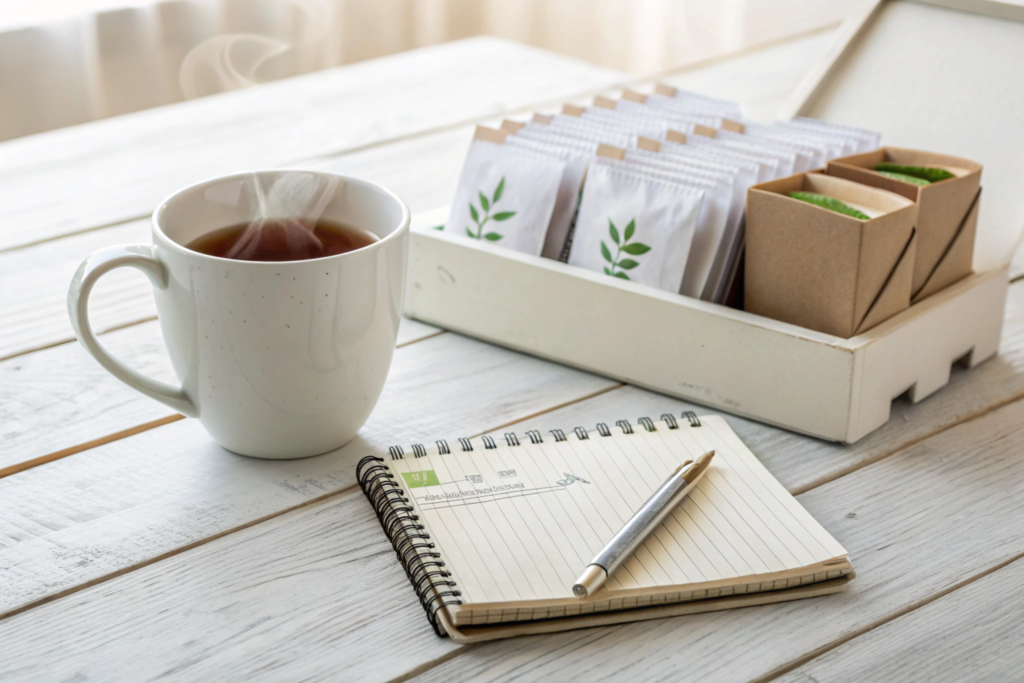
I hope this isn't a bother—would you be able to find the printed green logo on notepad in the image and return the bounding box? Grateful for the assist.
[402,470,441,488]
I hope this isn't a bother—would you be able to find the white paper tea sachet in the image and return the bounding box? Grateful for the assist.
[652,84,745,119]
[590,96,723,132]
[500,130,589,261]
[782,118,881,153]
[445,126,567,255]
[568,160,704,293]
[595,144,733,298]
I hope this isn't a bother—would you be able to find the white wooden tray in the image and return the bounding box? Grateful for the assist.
[404,0,1021,442]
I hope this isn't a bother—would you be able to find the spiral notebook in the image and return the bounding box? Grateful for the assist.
[357,412,853,643]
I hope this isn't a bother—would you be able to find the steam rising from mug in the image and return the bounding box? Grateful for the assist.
[179,0,331,100]
[225,172,340,261]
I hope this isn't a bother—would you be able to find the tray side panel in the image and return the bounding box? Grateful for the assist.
[851,267,1008,441]
[405,231,857,441]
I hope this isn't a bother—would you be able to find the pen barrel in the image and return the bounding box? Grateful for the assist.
[593,474,699,577]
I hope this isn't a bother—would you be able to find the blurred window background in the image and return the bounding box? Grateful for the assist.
[0,0,856,142]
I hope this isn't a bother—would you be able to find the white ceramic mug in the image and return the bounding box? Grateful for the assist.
[68,170,410,459]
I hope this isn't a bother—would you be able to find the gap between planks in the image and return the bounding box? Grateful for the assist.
[0,327,449,481]
[753,550,1024,683]
[0,380,622,622]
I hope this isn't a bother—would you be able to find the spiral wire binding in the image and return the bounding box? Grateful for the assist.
[356,409,705,637]
[357,455,461,635]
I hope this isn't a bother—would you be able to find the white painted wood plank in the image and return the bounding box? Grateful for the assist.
[410,395,1024,683]
[0,315,440,477]
[0,37,622,252]
[0,491,457,683]
[4,350,1024,682]
[0,220,152,360]
[776,557,1024,683]
[0,331,616,616]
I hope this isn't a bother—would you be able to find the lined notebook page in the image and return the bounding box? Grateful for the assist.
[388,416,847,624]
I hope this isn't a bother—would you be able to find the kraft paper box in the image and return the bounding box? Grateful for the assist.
[826,148,981,303]
[745,172,918,338]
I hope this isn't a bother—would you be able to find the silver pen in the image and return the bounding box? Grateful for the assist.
[572,450,715,598]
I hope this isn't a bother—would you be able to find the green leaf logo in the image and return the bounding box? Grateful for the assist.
[602,217,649,281]
[465,176,514,241]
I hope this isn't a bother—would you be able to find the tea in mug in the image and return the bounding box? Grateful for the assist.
[186,218,379,261]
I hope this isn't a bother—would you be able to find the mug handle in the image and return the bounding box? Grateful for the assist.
[67,245,198,418]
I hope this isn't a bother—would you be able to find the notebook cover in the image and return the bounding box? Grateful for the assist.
[440,574,853,643]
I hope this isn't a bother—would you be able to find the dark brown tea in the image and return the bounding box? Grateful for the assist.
[186,218,379,262]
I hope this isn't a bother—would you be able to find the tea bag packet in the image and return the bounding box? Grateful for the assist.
[621,89,746,127]
[605,145,735,297]
[767,119,872,157]
[558,105,672,140]
[534,113,638,147]
[692,131,799,178]
[592,96,723,129]
[510,123,604,155]
[656,136,762,188]
[446,126,567,255]
[663,130,778,183]
[501,131,590,260]
[709,127,813,173]
[577,106,696,141]
[782,117,881,153]
[584,103,721,143]
[649,137,758,280]
[741,122,848,162]
[568,159,704,293]
[652,84,745,119]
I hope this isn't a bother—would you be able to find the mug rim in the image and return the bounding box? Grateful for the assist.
[151,169,411,265]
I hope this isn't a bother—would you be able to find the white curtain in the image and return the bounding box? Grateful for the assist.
[0,0,852,141]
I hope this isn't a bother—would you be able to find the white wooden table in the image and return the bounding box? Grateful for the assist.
[2,30,1024,683]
